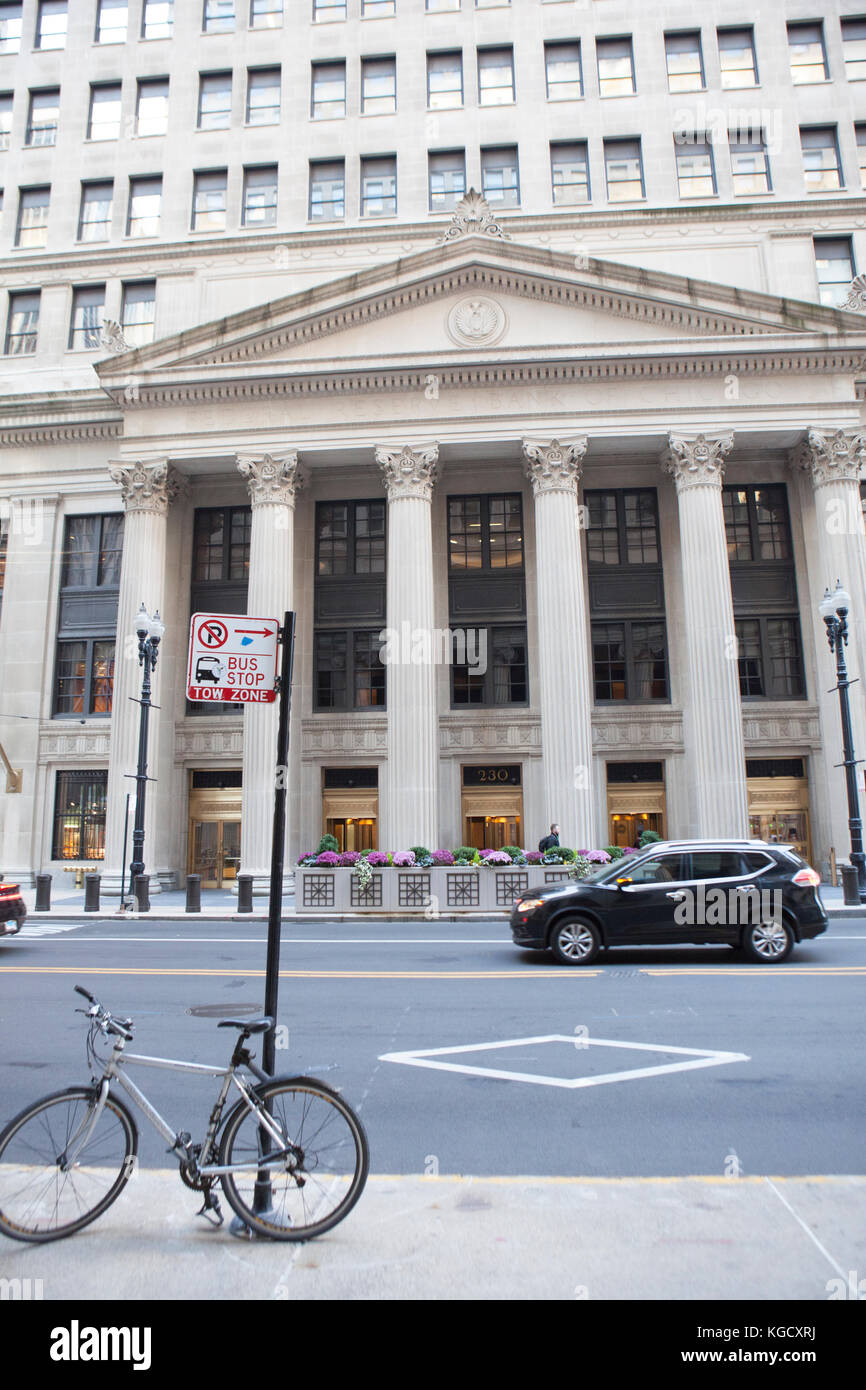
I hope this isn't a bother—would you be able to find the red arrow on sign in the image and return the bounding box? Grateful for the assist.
[235,627,273,636]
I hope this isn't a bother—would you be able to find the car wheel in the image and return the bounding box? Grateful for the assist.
[741,918,794,964]
[549,917,601,966]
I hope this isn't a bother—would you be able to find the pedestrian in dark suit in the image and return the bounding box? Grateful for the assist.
[538,823,560,853]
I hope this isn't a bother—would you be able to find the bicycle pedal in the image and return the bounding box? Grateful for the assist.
[196,1197,223,1228]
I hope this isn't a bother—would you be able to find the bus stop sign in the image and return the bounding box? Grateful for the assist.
[187,612,279,704]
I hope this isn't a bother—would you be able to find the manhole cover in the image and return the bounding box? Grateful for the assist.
[186,1003,260,1019]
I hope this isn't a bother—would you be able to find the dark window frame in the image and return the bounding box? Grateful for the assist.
[451,621,529,709]
[53,637,115,718]
[735,614,806,701]
[314,627,386,712]
[446,492,525,573]
[315,499,386,578]
[52,769,108,861]
[591,619,669,705]
[722,484,792,563]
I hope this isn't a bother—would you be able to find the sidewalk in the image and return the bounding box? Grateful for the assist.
[0,1170,862,1300]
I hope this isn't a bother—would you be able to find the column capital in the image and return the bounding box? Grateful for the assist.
[237,451,305,507]
[376,443,439,502]
[792,429,866,489]
[108,461,184,514]
[521,438,588,497]
[662,433,733,492]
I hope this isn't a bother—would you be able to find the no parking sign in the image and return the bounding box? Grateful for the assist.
[186,612,279,703]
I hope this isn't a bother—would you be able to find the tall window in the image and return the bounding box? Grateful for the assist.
[587,490,667,703]
[800,127,843,192]
[427,51,462,108]
[360,155,396,216]
[16,187,50,249]
[842,18,866,80]
[193,507,251,582]
[198,72,232,129]
[545,41,582,100]
[0,92,11,150]
[481,145,519,207]
[729,130,771,195]
[723,485,804,700]
[142,0,173,38]
[309,159,345,220]
[814,237,855,307]
[5,291,40,354]
[246,68,280,125]
[314,0,346,18]
[36,1,67,49]
[314,501,387,711]
[718,27,757,88]
[857,124,866,190]
[25,89,60,147]
[0,3,22,54]
[312,61,346,118]
[675,136,716,198]
[79,181,113,241]
[96,0,127,43]
[52,772,108,860]
[136,78,169,137]
[192,169,227,230]
[429,149,465,211]
[68,285,106,350]
[604,138,644,201]
[788,21,827,83]
[551,141,589,205]
[361,56,396,114]
[121,280,156,346]
[54,514,124,720]
[478,47,514,105]
[126,176,162,237]
[597,36,635,96]
[88,84,122,141]
[448,495,526,707]
[203,0,234,31]
[665,31,704,92]
[250,0,281,26]
[242,165,277,226]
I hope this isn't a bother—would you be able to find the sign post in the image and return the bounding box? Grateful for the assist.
[262,611,294,1078]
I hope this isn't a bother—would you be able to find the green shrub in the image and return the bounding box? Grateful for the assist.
[315,834,340,855]
[502,845,523,862]
[453,845,481,865]
[604,845,624,860]
[639,828,662,848]
[409,846,430,860]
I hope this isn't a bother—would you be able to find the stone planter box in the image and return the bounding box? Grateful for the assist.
[295,864,575,915]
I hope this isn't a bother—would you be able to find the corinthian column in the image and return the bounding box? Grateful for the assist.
[103,462,182,891]
[376,443,439,849]
[522,438,596,850]
[794,429,866,862]
[237,452,303,890]
[663,433,749,837]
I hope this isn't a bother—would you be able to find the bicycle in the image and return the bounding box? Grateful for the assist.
[0,986,369,1244]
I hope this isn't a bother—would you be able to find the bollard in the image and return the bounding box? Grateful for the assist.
[35,873,51,912]
[237,874,253,913]
[186,874,201,913]
[133,874,150,912]
[84,873,101,913]
[840,863,861,906]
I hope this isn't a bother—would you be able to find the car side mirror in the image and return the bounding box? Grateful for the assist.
[615,876,633,887]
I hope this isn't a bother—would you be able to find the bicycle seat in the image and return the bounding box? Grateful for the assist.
[217,1016,273,1034]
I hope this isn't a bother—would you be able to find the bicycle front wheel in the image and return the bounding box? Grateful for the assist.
[0,1087,137,1243]
[219,1077,369,1241]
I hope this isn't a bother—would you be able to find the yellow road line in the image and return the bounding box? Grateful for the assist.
[3,964,865,980]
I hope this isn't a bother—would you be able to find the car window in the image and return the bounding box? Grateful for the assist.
[687,852,743,881]
[741,852,772,874]
[622,855,683,884]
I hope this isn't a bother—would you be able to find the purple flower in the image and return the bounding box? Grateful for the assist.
[585,850,612,864]
[482,851,512,866]
[392,851,416,867]
[622,846,638,856]
[524,851,543,864]
[431,850,455,866]
[339,851,361,867]
[365,851,389,867]
[315,851,340,866]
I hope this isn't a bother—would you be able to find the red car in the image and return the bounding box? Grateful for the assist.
[0,881,26,936]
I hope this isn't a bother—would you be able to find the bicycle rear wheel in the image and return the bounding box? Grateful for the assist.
[218,1076,368,1241]
[0,1087,137,1243]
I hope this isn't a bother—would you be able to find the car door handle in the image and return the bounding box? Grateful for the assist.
[666,890,688,900]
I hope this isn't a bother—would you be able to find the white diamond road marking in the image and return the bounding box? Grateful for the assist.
[379,1034,751,1090]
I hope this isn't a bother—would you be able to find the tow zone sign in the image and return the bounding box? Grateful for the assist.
[187,612,279,704]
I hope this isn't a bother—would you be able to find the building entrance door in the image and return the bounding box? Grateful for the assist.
[190,819,241,888]
[746,759,812,862]
[461,768,524,850]
[606,764,667,850]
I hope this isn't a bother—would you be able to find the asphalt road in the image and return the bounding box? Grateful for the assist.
[1,917,864,1179]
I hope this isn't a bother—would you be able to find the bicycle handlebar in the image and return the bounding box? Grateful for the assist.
[73,986,134,1040]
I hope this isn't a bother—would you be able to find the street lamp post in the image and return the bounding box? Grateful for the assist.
[129,604,165,908]
[819,581,866,903]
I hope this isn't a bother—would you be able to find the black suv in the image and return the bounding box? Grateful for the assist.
[510,840,827,966]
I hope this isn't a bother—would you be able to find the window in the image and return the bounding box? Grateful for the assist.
[736,618,804,699]
[729,129,771,195]
[5,291,39,354]
[592,622,668,702]
[448,495,523,570]
[36,1,66,49]
[96,0,127,43]
[587,490,660,566]
[88,84,121,141]
[53,514,123,722]
[78,181,113,241]
[25,88,59,147]
[242,164,277,226]
[718,27,757,88]
[545,41,582,100]
[361,56,396,114]
[478,47,514,105]
[193,507,251,581]
[198,72,232,129]
[857,124,866,189]
[427,0,459,9]
[551,141,589,205]
[604,138,644,201]
[665,31,704,92]
[723,486,804,700]
[52,771,108,860]
[447,495,525,708]
[68,285,105,350]
[453,626,527,707]
[203,0,234,31]
[0,4,22,54]
[136,79,169,137]
[363,0,394,14]
[429,149,465,210]
[597,36,635,96]
[126,175,161,236]
[16,186,50,248]
[788,21,827,83]
[250,0,281,26]
[722,486,791,562]
[842,17,866,80]
[314,0,346,18]
[801,126,843,192]
[312,62,345,118]
[246,68,280,125]
[309,159,345,219]
[192,169,227,230]
[315,632,386,710]
[476,0,509,7]
[121,280,156,346]
[814,236,855,307]
[0,92,11,150]
[675,136,716,198]
[142,0,173,38]
[314,501,387,710]
[427,51,462,109]
[481,145,519,207]
[360,155,396,215]
[317,501,385,575]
